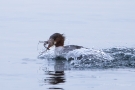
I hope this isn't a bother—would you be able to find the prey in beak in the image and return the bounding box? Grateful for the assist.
[45,39,55,50]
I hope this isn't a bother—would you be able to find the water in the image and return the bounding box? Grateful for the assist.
[0,0,135,90]
[38,47,135,68]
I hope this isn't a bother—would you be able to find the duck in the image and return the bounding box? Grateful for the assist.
[43,33,84,56]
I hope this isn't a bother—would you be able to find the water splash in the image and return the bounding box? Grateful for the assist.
[38,48,55,59]
[38,47,135,68]
[103,47,135,68]
[66,48,113,60]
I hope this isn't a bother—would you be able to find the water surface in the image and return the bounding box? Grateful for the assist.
[0,0,135,90]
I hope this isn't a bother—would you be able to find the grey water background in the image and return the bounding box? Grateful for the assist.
[0,0,135,90]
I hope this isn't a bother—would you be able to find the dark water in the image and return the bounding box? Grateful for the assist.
[103,47,135,68]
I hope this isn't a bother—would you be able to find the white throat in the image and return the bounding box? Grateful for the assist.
[55,46,64,56]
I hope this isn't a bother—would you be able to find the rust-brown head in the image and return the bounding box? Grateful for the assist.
[44,33,65,50]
